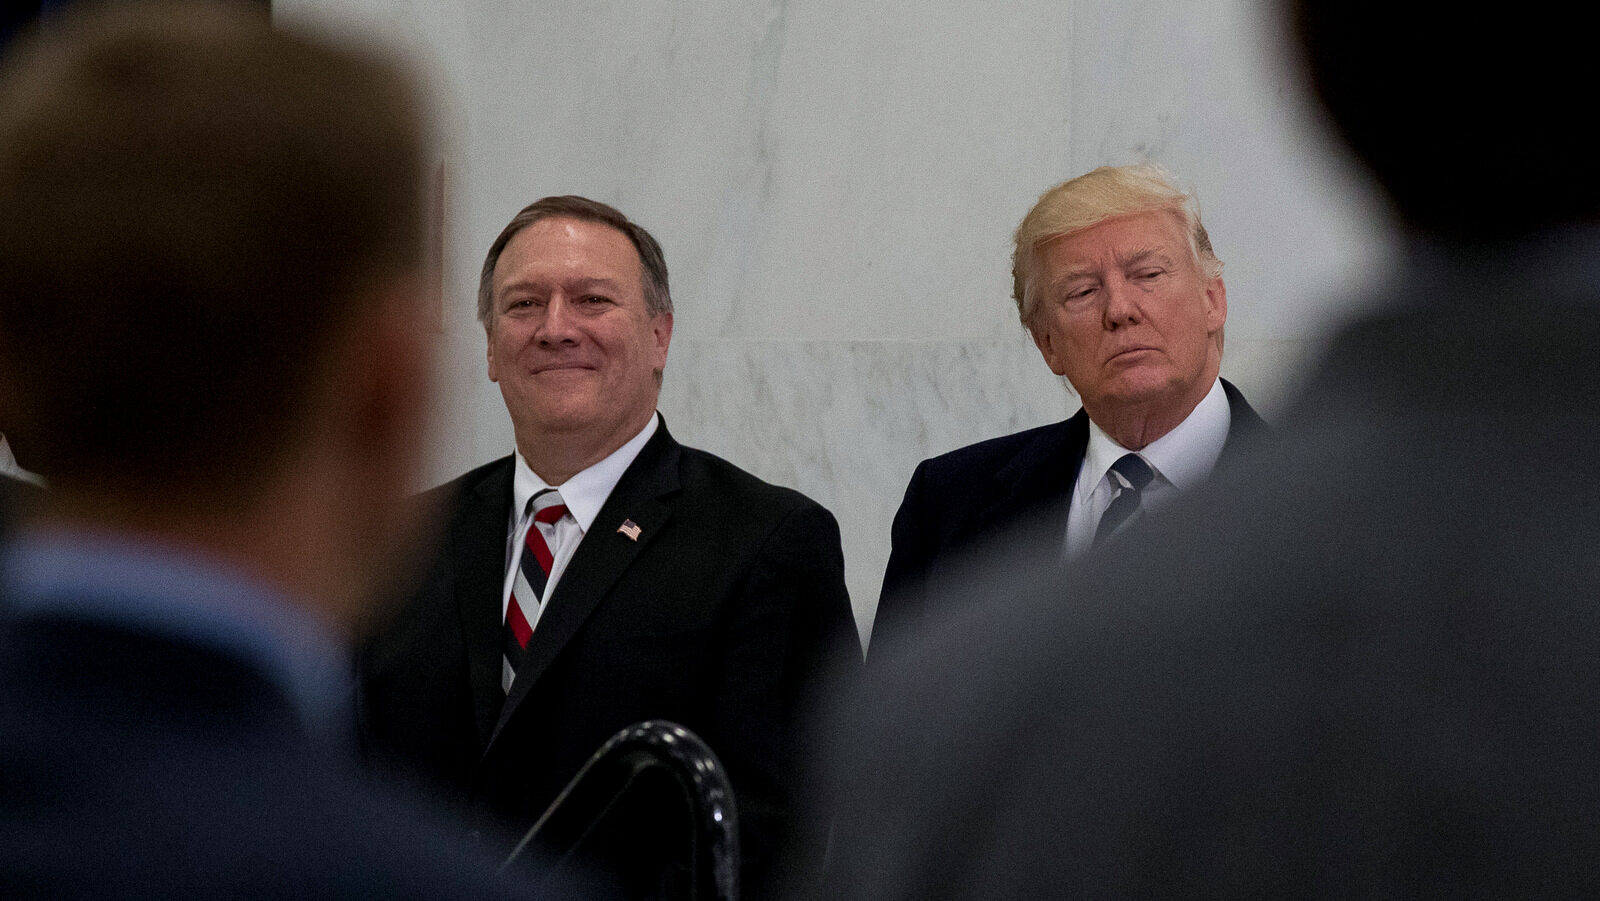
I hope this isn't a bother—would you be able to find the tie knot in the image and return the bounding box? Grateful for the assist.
[529,490,568,524]
[1109,453,1154,492]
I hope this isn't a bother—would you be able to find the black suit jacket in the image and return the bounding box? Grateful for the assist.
[874,378,1264,644]
[0,605,554,899]
[359,420,859,895]
[821,246,1600,898]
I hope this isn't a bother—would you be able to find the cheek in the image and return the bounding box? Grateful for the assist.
[1044,322,1096,377]
[1057,316,1102,354]
[501,322,545,353]
[489,334,514,362]
[1177,300,1216,341]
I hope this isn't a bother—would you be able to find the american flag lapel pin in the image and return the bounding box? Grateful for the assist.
[617,519,642,541]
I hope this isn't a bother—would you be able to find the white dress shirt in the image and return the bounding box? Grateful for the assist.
[1064,378,1231,560]
[501,413,659,628]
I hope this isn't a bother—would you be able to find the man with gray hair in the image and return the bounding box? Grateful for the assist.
[359,195,860,899]
[874,164,1265,646]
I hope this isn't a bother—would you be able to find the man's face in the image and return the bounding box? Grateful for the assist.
[486,217,672,452]
[1026,209,1226,421]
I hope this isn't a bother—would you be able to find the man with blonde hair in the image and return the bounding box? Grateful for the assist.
[874,164,1264,647]
[822,0,1600,893]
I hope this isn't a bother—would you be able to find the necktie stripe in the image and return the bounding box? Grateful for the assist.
[511,565,541,629]
[503,495,569,692]
[527,531,556,574]
[519,547,549,596]
[504,592,533,652]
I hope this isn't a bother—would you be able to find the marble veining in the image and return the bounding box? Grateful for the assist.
[276,0,1396,643]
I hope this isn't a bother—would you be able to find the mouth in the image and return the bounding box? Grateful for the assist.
[1107,346,1157,364]
[529,363,597,377]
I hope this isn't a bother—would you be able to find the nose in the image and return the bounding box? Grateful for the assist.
[535,294,581,346]
[1101,276,1141,330]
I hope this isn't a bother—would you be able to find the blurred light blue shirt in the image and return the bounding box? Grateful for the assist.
[0,527,351,744]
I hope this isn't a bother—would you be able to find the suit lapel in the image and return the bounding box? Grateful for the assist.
[970,411,1088,543]
[1219,377,1268,459]
[487,424,682,748]
[452,458,517,749]
[956,382,1257,559]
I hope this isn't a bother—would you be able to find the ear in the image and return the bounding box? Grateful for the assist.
[651,310,674,373]
[1203,275,1227,334]
[485,320,500,384]
[1027,318,1069,376]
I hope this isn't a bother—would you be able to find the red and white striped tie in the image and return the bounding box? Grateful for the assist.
[503,490,568,692]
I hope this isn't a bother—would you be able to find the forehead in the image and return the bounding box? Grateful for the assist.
[492,216,643,292]
[1036,209,1189,275]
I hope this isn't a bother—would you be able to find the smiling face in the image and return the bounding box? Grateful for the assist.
[1026,209,1226,429]
[486,216,672,460]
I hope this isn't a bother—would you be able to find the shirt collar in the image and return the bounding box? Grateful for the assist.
[512,412,659,531]
[0,526,350,735]
[1077,377,1231,495]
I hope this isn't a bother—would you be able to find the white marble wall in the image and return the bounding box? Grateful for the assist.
[278,0,1397,644]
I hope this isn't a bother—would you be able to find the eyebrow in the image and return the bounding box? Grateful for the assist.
[1051,246,1173,287]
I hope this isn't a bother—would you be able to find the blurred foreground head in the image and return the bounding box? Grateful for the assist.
[1293,1,1592,238]
[0,1,432,626]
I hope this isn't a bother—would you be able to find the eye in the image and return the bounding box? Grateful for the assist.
[578,294,611,306]
[1133,267,1165,281]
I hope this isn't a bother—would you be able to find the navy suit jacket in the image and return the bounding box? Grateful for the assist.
[359,420,860,896]
[874,378,1264,645]
[0,595,555,899]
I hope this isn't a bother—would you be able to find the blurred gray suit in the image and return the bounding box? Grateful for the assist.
[815,1,1600,893]
[822,234,1600,898]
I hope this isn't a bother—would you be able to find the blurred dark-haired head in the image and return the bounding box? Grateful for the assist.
[0,0,427,507]
[1292,2,1592,239]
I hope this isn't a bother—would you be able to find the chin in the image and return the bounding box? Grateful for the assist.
[531,415,603,435]
[519,399,603,432]
[1104,374,1185,405]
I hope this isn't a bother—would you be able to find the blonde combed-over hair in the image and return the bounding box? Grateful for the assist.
[1012,164,1222,325]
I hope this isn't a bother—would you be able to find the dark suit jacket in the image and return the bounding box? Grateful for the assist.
[821,246,1600,898]
[0,605,554,899]
[359,420,859,896]
[874,378,1264,644]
